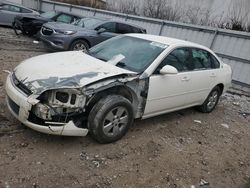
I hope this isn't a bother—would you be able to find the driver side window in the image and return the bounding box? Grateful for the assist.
[154,48,189,74]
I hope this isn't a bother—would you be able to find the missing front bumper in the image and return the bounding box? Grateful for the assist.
[5,74,88,137]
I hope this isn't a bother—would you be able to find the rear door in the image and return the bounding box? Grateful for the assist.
[187,48,221,102]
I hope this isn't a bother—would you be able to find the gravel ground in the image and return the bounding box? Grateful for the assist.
[0,27,250,188]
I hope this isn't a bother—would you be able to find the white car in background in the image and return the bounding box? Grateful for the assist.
[5,34,232,143]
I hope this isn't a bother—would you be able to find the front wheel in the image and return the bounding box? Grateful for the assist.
[12,21,22,35]
[88,95,134,144]
[69,39,89,51]
[197,86,221,113]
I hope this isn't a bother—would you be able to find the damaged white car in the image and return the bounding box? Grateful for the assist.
[5,34,232,143]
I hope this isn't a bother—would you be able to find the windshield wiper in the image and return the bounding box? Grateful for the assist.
[116,62,126,68]
[96,57,107,62]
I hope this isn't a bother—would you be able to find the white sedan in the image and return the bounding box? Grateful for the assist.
[5,34,232,143]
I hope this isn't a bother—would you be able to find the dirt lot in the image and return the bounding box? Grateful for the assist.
[0,27,250,188]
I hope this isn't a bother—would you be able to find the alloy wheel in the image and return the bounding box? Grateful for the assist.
[102,106,128,137]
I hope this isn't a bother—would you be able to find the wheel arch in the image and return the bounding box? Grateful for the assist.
[69,37,91,50]
[86,85,139,116]
[216,83,224,95]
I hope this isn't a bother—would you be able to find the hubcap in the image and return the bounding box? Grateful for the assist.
[207,90,218,110]
[73,42,87,51]
[103,106,128,137]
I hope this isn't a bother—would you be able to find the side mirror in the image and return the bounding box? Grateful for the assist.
[97,28,106,34]
[160,65,178,75]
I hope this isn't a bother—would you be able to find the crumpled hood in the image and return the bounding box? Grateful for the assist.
[14,51,136,94]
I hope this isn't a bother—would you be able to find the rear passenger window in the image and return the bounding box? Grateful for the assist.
[1,4,9,10]
[2,4,21,12]
[56,14,72,23]
[130,26,143,33]
[191,49,212,69]
[210,54,220,68]
[117,23,133,34]
[21,8,32,13]
[191,49,220,69]
[97,22,116,32]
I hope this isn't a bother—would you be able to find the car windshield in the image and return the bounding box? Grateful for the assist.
[41,11,57,19]
[88,36,168,72]
[72,18,103,29]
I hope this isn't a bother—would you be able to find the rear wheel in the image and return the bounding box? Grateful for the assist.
[197,86,221,113]
[88,95,134,144]
[69,39,89,51]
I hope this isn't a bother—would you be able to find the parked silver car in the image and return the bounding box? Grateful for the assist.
[40,17,146,51]
[0,0,39,26]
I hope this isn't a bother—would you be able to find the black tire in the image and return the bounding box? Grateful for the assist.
[12,21,22,35]
[69,39,89,51]
[197,86,221,113]
[88,95,134,144]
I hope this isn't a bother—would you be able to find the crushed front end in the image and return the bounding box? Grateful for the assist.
[5,73,88,136]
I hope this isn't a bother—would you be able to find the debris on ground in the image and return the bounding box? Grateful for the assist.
[200,179,209,186]
[194,120,202,124]
[92,160,100,168]
[221,123,229,129]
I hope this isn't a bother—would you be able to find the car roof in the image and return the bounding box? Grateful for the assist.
[126,34,210,50]
[81,17,145,30]
[110,20,145,30]
[81,16,107,21]
[45,10,83,18]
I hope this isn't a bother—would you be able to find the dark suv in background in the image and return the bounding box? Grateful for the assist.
[13,10,82,36]
[40,17,146,51]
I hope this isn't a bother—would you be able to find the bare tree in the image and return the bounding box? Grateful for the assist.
[185,2,215,26]
[143,0,166,19]
[226,0,250,31]
[52,0,106,9]
[142,0,182,21]
[107,0,140,15]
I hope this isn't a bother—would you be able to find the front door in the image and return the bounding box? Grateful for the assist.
[143,47,215,118]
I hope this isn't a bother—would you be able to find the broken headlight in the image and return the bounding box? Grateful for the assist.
[33,89,86,120]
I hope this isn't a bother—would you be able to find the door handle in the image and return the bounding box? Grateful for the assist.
[181,76,190,81]
[210,73,216,78]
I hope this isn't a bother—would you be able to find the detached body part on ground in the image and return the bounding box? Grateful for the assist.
[5,34,232,143]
